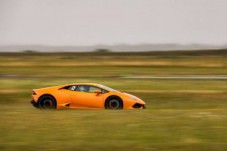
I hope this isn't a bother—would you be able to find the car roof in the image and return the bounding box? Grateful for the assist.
[69,83,100,86]
[62,83,118,92]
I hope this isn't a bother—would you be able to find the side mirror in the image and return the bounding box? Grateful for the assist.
[94,90,102,95]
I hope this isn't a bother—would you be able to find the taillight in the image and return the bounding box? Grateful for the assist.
[32,91,36,95]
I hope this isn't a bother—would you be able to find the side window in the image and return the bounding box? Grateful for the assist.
[68,85,77,91]
[77,85,89,92]
[101,89,108,93]
[76,85,104,93]
[89,86,102,93]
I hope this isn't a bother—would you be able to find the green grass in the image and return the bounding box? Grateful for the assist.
[1,101,227,151]
[0,51,227,151]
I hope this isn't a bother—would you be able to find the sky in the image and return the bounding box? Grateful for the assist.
[0,0,227,46]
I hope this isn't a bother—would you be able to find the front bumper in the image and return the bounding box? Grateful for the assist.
[132,103,146,109]
[31,100,39,108]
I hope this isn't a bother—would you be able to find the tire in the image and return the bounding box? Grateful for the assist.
[105,97,123,110]
[38,95,56,109]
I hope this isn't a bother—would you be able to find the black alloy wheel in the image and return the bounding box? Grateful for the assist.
[106,98,123,109]
[39,96,56,109]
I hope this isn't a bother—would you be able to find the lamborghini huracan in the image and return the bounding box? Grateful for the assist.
[31,83,146,109]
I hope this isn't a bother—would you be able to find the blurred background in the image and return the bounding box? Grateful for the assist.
[1,0,227,151]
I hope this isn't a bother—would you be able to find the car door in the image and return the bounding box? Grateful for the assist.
[69,85,105,108]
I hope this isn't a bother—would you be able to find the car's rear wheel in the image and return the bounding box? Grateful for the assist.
[105,97,123,110]
[38,95,56,109]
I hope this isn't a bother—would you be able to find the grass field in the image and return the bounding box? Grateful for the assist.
[1,50,227,151]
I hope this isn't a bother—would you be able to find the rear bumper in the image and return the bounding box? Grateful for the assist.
[31,100,39,108]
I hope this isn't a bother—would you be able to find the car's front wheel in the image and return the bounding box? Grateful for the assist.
[38,95,56,109]
[105,97,123,110]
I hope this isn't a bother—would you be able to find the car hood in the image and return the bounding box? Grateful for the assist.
[121,92,145,104]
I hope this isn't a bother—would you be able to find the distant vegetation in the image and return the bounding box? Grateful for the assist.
[22,50,38,53]
[1,48,227,56]
[94,48,111,53]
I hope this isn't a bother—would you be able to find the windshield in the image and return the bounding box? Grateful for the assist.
[97,84,119,92]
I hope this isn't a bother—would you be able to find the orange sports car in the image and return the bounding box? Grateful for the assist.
[31,83,146,109]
